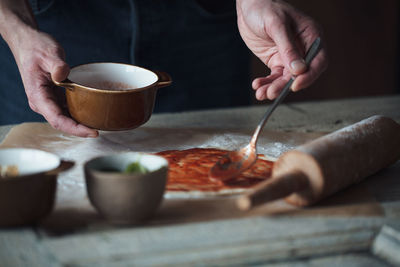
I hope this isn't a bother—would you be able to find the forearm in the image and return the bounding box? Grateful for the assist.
[0,0,37,48]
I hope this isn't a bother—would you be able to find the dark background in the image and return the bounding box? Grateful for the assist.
[251,0,400,103]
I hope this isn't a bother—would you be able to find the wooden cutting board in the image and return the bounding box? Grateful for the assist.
[0,123,383,235]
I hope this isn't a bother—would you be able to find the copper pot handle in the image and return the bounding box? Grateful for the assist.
[154,71,172,88]
[53,78,75,91]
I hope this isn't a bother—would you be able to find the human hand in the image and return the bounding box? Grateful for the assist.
[10,29,99,137]
[236,0,328,100]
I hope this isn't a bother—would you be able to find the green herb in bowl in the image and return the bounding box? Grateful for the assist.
[125,161,148,174]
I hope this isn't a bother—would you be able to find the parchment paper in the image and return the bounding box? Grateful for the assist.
[0,123,383,235]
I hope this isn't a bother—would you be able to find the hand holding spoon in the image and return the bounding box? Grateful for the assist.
[209,37,322,181]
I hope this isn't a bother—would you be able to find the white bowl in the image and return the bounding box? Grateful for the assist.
[0,148,72,226]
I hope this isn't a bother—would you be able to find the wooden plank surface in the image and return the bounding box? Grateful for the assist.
[146,96,400,132]
[40,217,384,266]
[0,96,399,266]
[0,122,384,235]
[0,229,57,267]
[372,225,400,266]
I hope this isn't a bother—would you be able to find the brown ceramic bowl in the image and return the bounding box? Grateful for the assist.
[0,148,73,227]
[84,152,168,224]
[53,63,172,131]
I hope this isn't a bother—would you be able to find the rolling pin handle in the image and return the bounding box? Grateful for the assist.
[237,171,309,211]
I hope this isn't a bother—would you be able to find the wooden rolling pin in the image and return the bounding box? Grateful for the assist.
[237,115,400,210]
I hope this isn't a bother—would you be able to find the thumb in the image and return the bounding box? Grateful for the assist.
[50,60,70,82]
[271,24,306,76]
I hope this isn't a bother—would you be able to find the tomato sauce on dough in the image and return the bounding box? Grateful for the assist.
[156,148,273,192]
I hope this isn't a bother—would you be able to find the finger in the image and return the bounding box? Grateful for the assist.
[265,75,292,100]
[270,19,307,76]
[292,48,328,91]
[40,46,70,82]
[253,77,274,91]
[252,68,283,90]
[255,83,271,100]
[50,59,70,82]
[50,115,99,138]
[38,96,98,138]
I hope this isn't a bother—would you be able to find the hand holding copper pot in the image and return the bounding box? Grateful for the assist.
[53,63,172,131]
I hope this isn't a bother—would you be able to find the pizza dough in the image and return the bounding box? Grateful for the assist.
[156,148,275,198]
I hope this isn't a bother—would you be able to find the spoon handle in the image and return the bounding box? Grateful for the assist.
[250,37,322,146]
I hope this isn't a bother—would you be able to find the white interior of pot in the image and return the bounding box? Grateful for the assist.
[69,63,158,90]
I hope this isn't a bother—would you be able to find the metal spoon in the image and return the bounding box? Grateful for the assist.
[209,37,322,181]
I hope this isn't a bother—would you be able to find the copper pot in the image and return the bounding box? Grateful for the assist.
[53,63,172,131]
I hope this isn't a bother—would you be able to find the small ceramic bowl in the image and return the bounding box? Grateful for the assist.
[84,152,168,224]
[53,62,172,131]
[0,148,73,227]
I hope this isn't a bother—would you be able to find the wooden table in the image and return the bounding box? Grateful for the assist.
[1,95,399,266]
